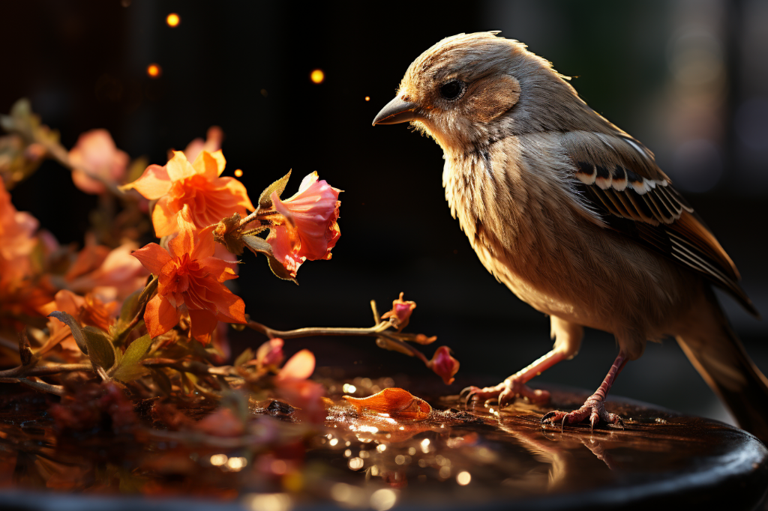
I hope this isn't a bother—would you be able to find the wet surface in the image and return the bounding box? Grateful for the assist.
[0,375,766,511]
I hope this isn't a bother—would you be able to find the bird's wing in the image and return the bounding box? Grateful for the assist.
[561,131,758,317]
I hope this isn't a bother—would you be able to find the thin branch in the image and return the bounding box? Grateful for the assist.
[17,378,65,396]
[246,320,392,339]
[142,358,237,377]
[246,318,430,365]
[0,363,92,379]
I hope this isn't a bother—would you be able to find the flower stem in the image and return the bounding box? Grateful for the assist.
[114,275,158,345]
[237,209,281,230]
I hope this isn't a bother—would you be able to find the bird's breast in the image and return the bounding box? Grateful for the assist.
[441,134,613,323]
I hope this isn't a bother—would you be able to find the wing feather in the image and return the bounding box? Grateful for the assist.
[562,131,757,317]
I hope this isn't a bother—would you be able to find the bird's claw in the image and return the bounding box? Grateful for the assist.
[541,398,624,431]
[461,379,550,408]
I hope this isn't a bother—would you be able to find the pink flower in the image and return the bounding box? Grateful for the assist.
[428,346,460,385]
[276,349,315,381]
[381,292,416,331]
[274,349,325,423]
[256,338,285,368]
[65,238,149,302]
[68,129,128,194]
[267,172,341,277]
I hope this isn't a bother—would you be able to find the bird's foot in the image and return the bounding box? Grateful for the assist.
[461,378,550,407]
[540,393,624,431]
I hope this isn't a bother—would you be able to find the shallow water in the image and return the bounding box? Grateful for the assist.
[0,374,766,510]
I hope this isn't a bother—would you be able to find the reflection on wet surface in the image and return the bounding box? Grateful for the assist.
[0,375,767,510]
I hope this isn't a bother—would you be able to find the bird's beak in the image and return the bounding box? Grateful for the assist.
[372,96,420,126]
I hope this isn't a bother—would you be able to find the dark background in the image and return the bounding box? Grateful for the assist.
[1,0,766,426]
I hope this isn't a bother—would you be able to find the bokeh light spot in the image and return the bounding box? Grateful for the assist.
[166,13,180,27]
[147,64,161,78]
[370,489,397,511]
[234,169,243,177]
[457,471,471,485]
[310,69,325,84]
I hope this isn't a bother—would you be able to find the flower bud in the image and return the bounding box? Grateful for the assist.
[428,346,460,385]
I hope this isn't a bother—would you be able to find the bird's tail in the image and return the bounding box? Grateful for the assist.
[676,287,768,443]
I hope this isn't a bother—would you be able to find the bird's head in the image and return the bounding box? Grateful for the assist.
[373,32,596,154]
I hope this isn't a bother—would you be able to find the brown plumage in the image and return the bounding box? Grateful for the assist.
[373,32,768,438]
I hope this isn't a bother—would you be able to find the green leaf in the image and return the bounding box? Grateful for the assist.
[242,234,272,256]
[257,170,291,211]
[82,326,117,370]
[119,289,141,323]
[48,311,88,354]
[267,254,298,284]
[112,334,153,382]
[136,275,159,308]
[243,234,298,284]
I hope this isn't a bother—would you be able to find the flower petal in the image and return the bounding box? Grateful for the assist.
[190,225,217,261]
[165,151,196,182]
[144,295,179,338]
[266,226,305,278]
[122,164,172,200]
[169,206,196,256]
[151,198,179,238]
[131,243,172,275]
[192,150,226,180]
[277,349,315,381]
[213,176,254,211]
[188,307,219,345]
[197,256,238,282]
[343,388,432,420]
[54,289,85,316]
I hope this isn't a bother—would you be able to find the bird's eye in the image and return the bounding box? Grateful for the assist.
[439,80,465,100]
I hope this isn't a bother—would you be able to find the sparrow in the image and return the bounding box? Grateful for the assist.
[372,32,768,439]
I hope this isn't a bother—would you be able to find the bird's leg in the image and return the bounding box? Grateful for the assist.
[462,317,583,406]
[541,351,628,430]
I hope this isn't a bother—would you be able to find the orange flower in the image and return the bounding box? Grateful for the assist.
[267,172,341,277]
[0,176,38,283]
[68,129,128,194]
[428,346,460,385]
[122,150,254,237]
[40,290,117,355]
[131,207,246,344]
[0,178,51,325]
